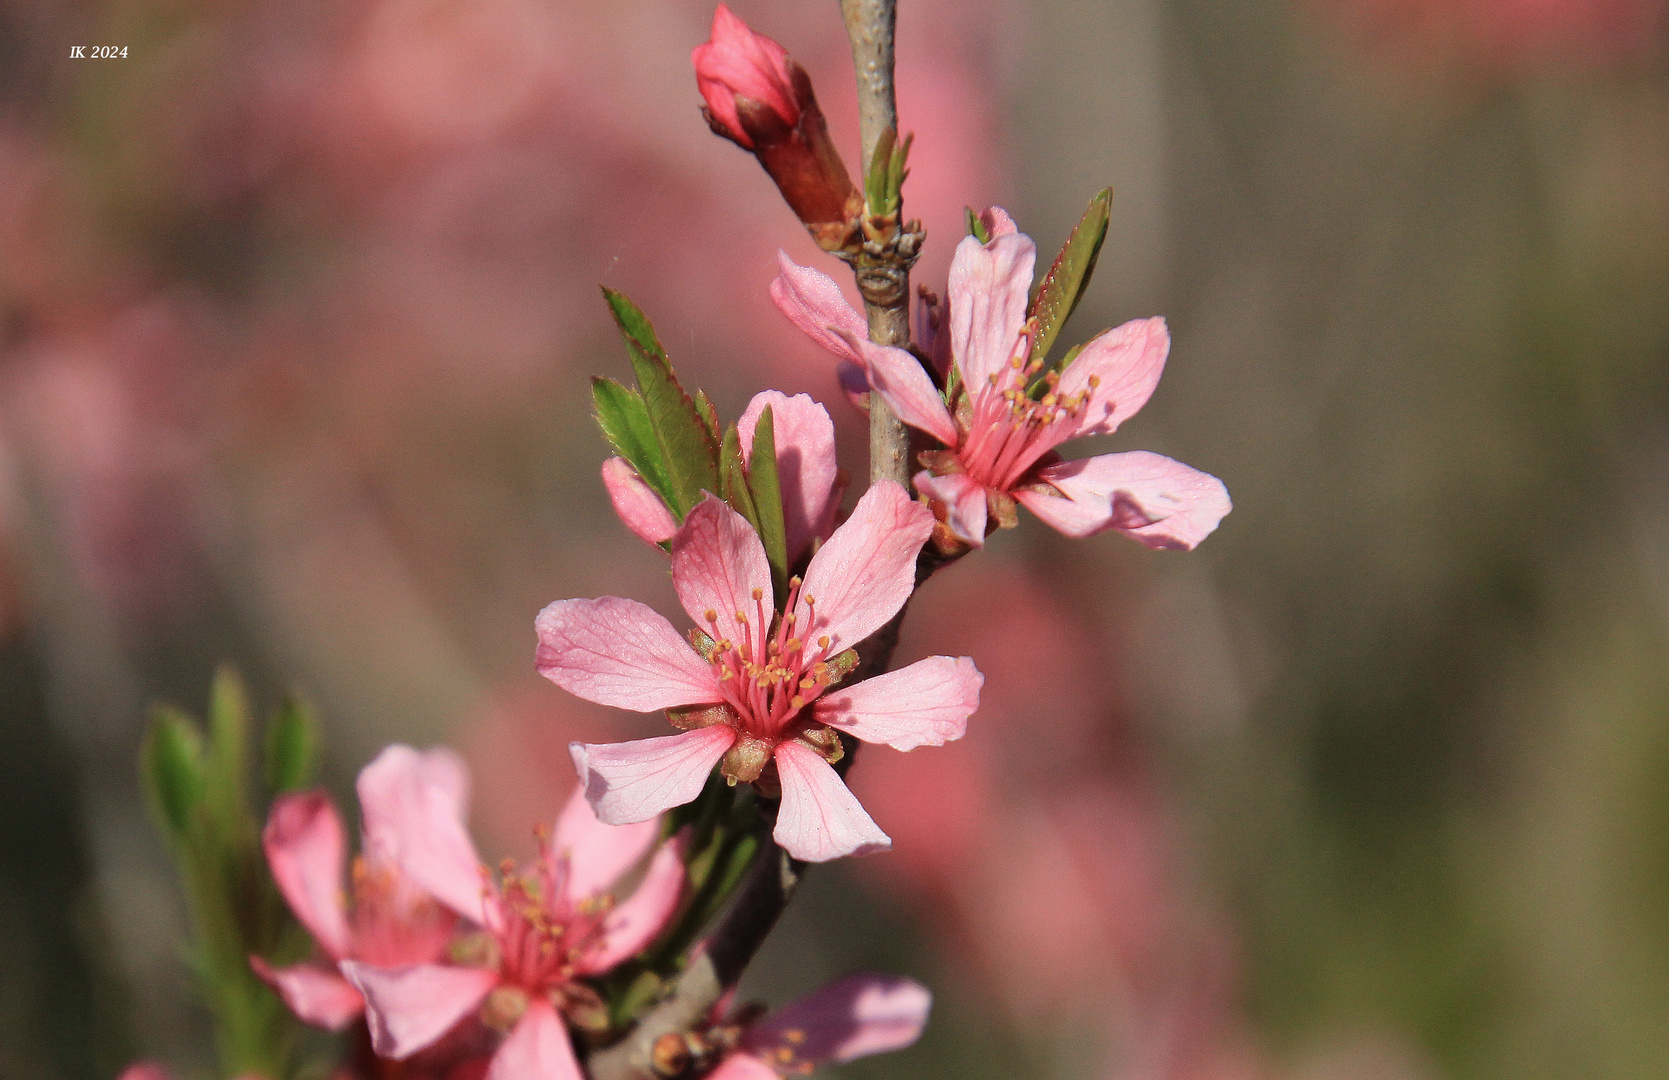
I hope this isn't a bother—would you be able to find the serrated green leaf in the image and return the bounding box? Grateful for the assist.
[719,424,761,534]
[592,376,673,503]
[1029,187,1112,365]
[603,288,719,516]
[746,406,789,601]
[142,707,205,841]
[263,692,318,795]
[965,206,992,244]
[694,390,721,444]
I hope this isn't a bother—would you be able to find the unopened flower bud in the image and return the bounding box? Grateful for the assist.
[692,5,861,250]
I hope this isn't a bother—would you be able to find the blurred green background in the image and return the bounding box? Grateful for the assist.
[1,0,1666,1078]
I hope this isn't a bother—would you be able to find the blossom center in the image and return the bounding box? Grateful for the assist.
[696,576,842,742]
[485,832,610,996]
[958,343,1098,491]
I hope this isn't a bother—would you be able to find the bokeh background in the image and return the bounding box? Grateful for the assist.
[2,0,1667,1078]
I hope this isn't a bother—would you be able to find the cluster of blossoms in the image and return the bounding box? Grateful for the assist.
[242,745,929,1080]
[123,6,1230,1080]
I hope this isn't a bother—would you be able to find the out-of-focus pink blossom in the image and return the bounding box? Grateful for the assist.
[255,746,464,1029]
[706,974,932,1080]
[344,752,685,1079]
[692,4,799,152]
[773,213,1231,550]
[538,483,982,862]
[601,391,845,563]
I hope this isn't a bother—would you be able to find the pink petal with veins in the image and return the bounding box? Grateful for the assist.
[600,458,676,546]
[773,741,891,862]
[486,998,584,1080]
[262,791,351,958]
[948,231,1036,391]
[357,746,484,924]
[796,483,932,653]
[1053,317,1170,438]
[815,656,982,751]
[569,727,737,825]
[671,495,774,650]
[913,470,987,546]
[842,334,959,447]
[536,597,721,712]
[344,961,498,1060]
[738,391,841,561]
[550,785,658,906]
[1017,451,1231,549]
[250,956,364,1030]
[576,837,686,973]
[769,251,867,366]
[744,973,932,1065]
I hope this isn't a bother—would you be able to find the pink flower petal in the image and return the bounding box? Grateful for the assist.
[343,961,498,1060]
[912,470,987,546]
[600,458,676,546]
[356,745,486,925]
[536,597,721,712]
[118,1066,171,1080]
[570,727,737,825]
[1053,317,1170,438]
[262,791,351,959]
[738,391,841,562]
[744,973,932,1065]
[704,1054,781,1080]
[841,334,959,447]
[772,741,891,862]
[814,656,982,751]
[576,837,687,973]
[550,785,658,906]
[671,495,774,650]
[249,957,364,1030]
[486,998,584,1080]
[796,483,932,653]
[947,231,1036,391]
[768,251,867,366]
[1016,451,1231,549]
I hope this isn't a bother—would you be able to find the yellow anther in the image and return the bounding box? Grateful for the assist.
[735,611,748,623]
[751,587,763,601]
[1087,374,1101,388]
[704,609,718,622]
[817,635,830,648]
[790,695,805,709]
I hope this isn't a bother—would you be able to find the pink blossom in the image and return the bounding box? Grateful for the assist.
[537,483,982,862]
[771,212,1231,550]
[705,974,932,1080]
[343,759,685,1080]
[691,5,799,152]
[254,746,463,1030]
[601,391,844,565]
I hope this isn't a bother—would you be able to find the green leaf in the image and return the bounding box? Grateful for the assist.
[888,132,913,215]
[142,707,205,841]
[592,376,673,504]
[718,424,761,532]
[694,390,721,445]
[263,692,318,795]
[204,666,250,829]
[965,206,993,244]
[1029,187,1112,365]
[865,127,897,215]
[746,406,789,600]
[602,288,719,516]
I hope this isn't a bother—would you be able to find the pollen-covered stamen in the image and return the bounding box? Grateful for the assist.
[481,833,613,999]
[954,328,1103,491]
[696,574,840,745]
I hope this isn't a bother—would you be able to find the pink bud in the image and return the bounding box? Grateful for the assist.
[690,5,860,247]
[691,4,798,151]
